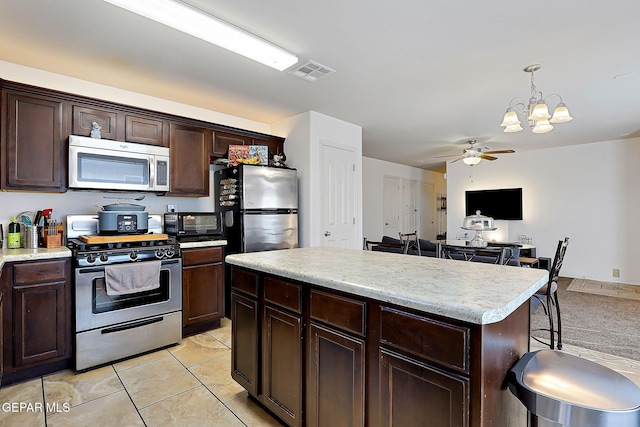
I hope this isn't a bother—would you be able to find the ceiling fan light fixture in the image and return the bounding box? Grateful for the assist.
[102,0,298,71]
[501,64,571,134]
[549,103,573,123]
[504,123,524,133]
[500,110,521,127]
[462,156,482,166]
[532,119,553,134]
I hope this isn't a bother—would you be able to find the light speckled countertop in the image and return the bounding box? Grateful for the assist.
[226,247,549,325]
[0,247,72,270]
[179,239,227,249]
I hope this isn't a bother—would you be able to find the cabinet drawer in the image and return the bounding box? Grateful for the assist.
[380,307,470,373]
[182,247,223,266]
[13,260,67,284]
[231,268,259,297]
[310,289,366,336]
[264,277,301,313]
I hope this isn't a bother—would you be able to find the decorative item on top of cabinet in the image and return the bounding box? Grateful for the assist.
[1,258,72,385]
[252,137,284,155]
[168,123,213,196]
[213,130,285,158]
[1,90,66,192]
[213,131,250,156]
[181,246,225,337]
[72,105,117,140]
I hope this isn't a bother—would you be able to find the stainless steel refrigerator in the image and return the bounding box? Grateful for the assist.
[215,165,298,314]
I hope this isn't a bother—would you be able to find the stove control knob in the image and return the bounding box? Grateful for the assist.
[155,249,166,259]
[99,253,109,263]
[86,254,97,264]
[165,249,175,258]
[129,252,138,260]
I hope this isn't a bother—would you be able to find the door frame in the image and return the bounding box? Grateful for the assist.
[319,141,361,249]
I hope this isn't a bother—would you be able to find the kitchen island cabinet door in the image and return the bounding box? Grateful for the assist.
[307,323,365,427]
[263,305,302,427]
[2,91,66,192]
[169,123,212,196]
[231,291,260,396]
[379,349,469,427]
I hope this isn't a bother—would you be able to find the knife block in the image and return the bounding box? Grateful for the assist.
[45,233,62,248]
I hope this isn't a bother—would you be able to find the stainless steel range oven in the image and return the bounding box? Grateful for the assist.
[67,215,182,371]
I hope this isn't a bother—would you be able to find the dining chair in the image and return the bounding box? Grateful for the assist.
[439,244,507,265]
[399,231,421,256]
[364,236,405,253]
[531,237,569,350]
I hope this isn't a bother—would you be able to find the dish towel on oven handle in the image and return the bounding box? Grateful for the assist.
[105,260,161,296]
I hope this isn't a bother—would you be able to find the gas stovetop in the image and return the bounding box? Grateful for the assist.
[66,214,180,267]
[67,236,180,267]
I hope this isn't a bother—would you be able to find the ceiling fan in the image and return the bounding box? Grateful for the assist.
[434,140,515,165]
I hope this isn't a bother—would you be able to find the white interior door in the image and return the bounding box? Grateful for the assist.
[383,175,401,238]
[321,144,356,248]
[402,179,418,234]
[420,182,437,240]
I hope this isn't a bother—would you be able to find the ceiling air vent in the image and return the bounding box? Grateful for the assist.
[288,60,335,82]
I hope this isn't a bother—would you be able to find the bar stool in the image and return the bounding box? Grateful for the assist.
[508,350,640,427]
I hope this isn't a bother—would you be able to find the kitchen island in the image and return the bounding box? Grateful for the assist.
[226,247,548,427]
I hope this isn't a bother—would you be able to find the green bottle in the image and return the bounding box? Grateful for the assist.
[7,216,21,249]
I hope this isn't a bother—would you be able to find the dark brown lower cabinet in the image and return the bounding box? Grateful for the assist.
[307,323,365,427]
[379,349,469,427]
[263,305,302,427]
[182,247,224,337]
[231,291,259,396]
[229,266,529,427]
[1,258,72,385]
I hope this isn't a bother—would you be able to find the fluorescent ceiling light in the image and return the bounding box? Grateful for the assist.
[103,0,298,71]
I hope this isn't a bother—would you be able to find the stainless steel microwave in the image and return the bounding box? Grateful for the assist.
[68,135,170,192]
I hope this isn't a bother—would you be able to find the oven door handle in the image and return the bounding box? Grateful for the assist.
[101,316,163,334]
[77,258,180,274]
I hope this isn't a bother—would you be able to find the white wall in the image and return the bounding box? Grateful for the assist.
[273,111,363,249]
[446,137,640,285]
[362,157,446,240]
[0,61,276,229]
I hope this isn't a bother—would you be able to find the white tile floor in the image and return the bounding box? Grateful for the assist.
[0,318,638,426]
[567,278,640,301]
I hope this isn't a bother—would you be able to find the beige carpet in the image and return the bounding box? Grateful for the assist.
[567,278,640,301]
[531,277,640,361]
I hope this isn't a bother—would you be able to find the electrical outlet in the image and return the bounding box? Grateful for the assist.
[613,269,620,278]
[167,204,176,213]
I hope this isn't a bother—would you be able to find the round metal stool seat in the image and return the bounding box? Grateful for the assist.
[508,350,640,427]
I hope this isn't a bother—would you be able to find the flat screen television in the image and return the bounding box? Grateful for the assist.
[465,188,523,220]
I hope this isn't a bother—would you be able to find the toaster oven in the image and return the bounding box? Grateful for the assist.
[164,212,223,240]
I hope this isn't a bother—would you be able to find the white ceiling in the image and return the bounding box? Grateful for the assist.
[1,0,639,172]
